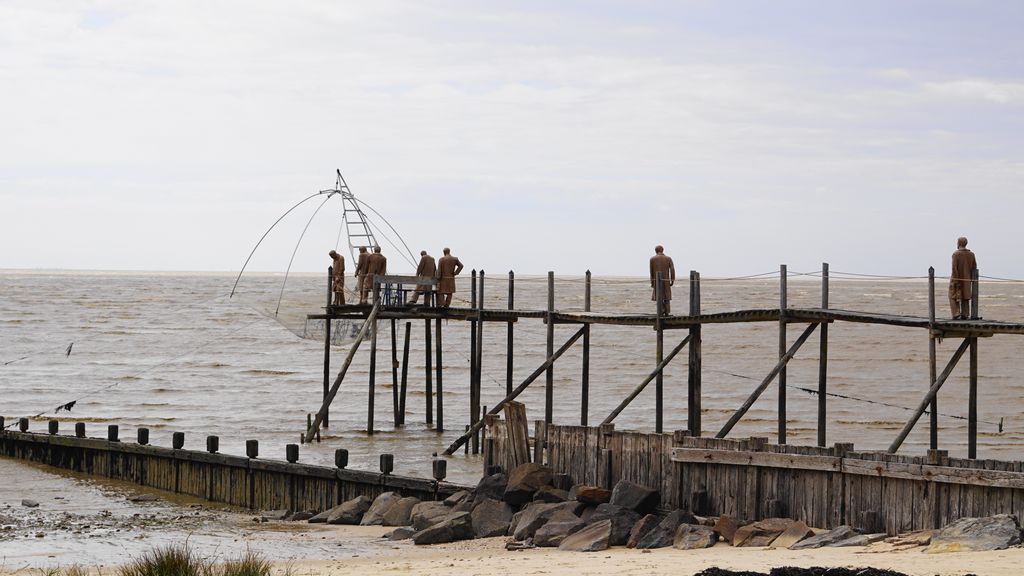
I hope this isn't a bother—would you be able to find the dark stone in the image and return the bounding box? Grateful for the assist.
[570,484,612,505]
[533,485,569,503]
[327,495,373,525]
[789,525,858,550]
[503,463,554,506]
[382,496,420,527]
[770,521,814,549]
[579,504,599,523]
[534,517,585,547]
[713,515,740,544]
[627,514,661,548]
[609,480,660,515]
[260,509,290,521]
[360,492,402,526]
[926,514,1022,553]
[471,498,515,538]
[831,533,888,547]
[512,501,584,541]
[587,503,641,546]
[21,499,40,508]
[674,523,718,549]
[385,527,417,541]
[636,509,696,549]
[410,501,451,531]
[307,508,332,523]
[413,511,474,545]
[733,518,795,547]
[558,519,611,552]
[444,490,472,507]
[287,511,315,522]
[552,473,573,491]
[473,472,507,504]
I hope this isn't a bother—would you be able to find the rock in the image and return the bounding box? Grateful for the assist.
[713,515,739,544]
[127,494,157,503]
[307,507,334,523]
[732,517,795,547]
[327,495,373,525]
[636,509,696,549]
[533,486,569,503]
[473,473,507,504]
[790,525,858,550]
[21,499,40,508]
[627,514,661,548]
[505,540,535,551]
[413,511,474,545]
[587,503,641,546]
[503,463,554,506]
[508,509,525,536]
[770,520,814,549]
[260,509,290,521]
[360,492,402,526]
[609,480,659,515]
[570,484,612,505]
[471,498,515,538]
[534,518,586,547]
[559,519,611,552]
[287,511,315,522]
[926,514,1022,553]
[385,527,417,541]
[411,501,451,531]
[444,490,472,507]
[885,529,935,547]
[831,533,888,547]
[673,523,718,549]
[382,497,420,526]
[512,502,583,541]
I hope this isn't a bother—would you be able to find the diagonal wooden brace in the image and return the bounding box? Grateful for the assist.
[888,338,971,453]
[602,334,692,425]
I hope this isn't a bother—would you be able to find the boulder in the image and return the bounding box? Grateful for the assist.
[21,499,40,508]
[413,511,475,545]
[287,511,315,522]
[473,473,508,504]
[570,485,612,505]
[512,501,583,541]
[360,492,402,526]
[733,517,795,547]
[382,496,420,526]
[790,525,858,550]
[385,527,416,541]
[587,503,641,546]
[260,509,290,521]
[327,495,372,525]
[636,509,696,549]
[712,515,739,544]
[831,533,888,547]
[627,514,661,548]
[609,480,659,515]
[308,507,335,523]
[559,519,611,552]
[471,498,515,538]
[925,515,1023,553]
[411,501,451,531]
[444,490,472,507]
[503,463,554,506]
[769,520,814,549]
[533,486,569,503]
[534,518,586,547]
[673,524,718,549]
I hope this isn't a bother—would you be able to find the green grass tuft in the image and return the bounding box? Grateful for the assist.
[116,545,270,576]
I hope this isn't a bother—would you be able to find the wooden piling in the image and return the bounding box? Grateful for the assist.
[470,270,478,441]
[425,318,433,425]
[688,271,702,436]
[546,271,555,425]
[779,264,788,444]
[582,270,591,426]
[655,271,664,434]
[323,266,332,427]
[474,271,486,455]
[969,268,979,458]
[928,267,938,450]
[368,282,379,435]
[399,321,411,427]
[391,319,399,426]
[817,263,829,447]
[436,318,444,431]
[507,270,514,396]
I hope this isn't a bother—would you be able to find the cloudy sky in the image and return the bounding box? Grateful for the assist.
[2,1,1022,276]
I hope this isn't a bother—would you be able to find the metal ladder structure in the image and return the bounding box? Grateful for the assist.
[323,169,379,263]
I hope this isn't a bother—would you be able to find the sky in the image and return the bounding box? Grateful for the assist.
[2,1,1023,277]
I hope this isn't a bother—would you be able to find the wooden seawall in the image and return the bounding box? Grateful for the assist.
[0,422,466,511]
[486,418,1024,535]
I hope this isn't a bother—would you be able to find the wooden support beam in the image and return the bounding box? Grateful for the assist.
[436,318,444,431]
[368,284,379,435]
[688,271,702,436]
[888,338,971,453]
[470,270,478,441]
[323,266,332,428]
[817,262,828,447]
[602,334,693,425]
[443,326,586,455]
[473,270,485,455]
[779,263,788,444]
[399,321,410,427]
[969,268,979,459]
[717,322,818,439]
[928,266,938,450]
[545,271,555,425]
[655,271,664,433]
[391,319,399,426]
[582,270,591,426]
[507,270,514,396]
[425,318,433,425]
[305,301,380,441]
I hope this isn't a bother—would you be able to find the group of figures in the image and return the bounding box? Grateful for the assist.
[328,238,977,318]
[327,247,465,308]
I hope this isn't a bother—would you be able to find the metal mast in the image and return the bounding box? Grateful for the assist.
[325,170,379,263]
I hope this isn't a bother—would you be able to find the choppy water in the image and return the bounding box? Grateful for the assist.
[2,270,1024,487]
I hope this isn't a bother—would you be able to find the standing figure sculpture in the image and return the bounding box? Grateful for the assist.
[408,250,437,305]
[650,245,676,314]
[436,247,464,308]
[365,246,387,302]
[949,236,978,320]
[355,246,370,304]
[328,250,345,306]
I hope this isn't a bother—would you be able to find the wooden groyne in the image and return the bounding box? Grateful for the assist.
[485,417,1024,535]
[0,418,466,511]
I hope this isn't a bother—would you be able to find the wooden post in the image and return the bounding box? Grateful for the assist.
[969,268,979,458]
[582,270,591,426]
[399,321,411,427]
[368,281,379,435]
[323,265,332,427]
[688,271,702,436]
[546,271,555,424]
[655,271,664,433]
[425,318,433,425]
[507,270,515,396]
[889,339,971,453]
[778,264,788,444]
[603,334,692,425]
[817,262,829,447]
[470,270,479,453]
[473,270,485,455]
[928,267,938,450]
[391,319,399,426]
[436,318,444,431]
